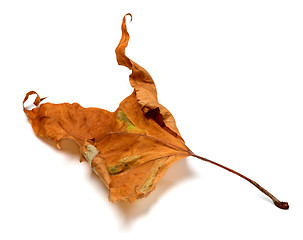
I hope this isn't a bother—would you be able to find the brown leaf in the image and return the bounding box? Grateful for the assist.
[23,14,190,202]
[23,14,289,209]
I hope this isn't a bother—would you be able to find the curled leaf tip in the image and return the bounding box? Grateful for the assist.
[124,13,132,22]
[23,91,46,111]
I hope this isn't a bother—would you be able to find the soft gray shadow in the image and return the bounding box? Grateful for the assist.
[38,136,110,200]
[258,194,274,206]
[113,158,194,225]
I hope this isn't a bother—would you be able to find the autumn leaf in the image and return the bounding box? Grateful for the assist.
[23,14,288,209]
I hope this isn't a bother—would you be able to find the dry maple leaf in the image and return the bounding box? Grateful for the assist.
[23,14,288,209]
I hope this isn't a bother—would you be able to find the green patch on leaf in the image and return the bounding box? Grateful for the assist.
[108,155,141,174]
[139,159,164,194]
[117,110,139,131]
[83,145,99,166]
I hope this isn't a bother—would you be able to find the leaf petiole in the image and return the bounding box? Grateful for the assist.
[190,153,289,210]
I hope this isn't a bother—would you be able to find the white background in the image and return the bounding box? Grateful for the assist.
[1,1,302,239]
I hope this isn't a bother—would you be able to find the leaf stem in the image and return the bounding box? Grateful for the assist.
[190,153,289,210]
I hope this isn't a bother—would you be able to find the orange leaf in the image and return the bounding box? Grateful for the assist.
[23,14,289,209]
[23,14,190,202]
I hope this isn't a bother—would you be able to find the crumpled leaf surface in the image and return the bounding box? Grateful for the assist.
[23,14,191,202]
